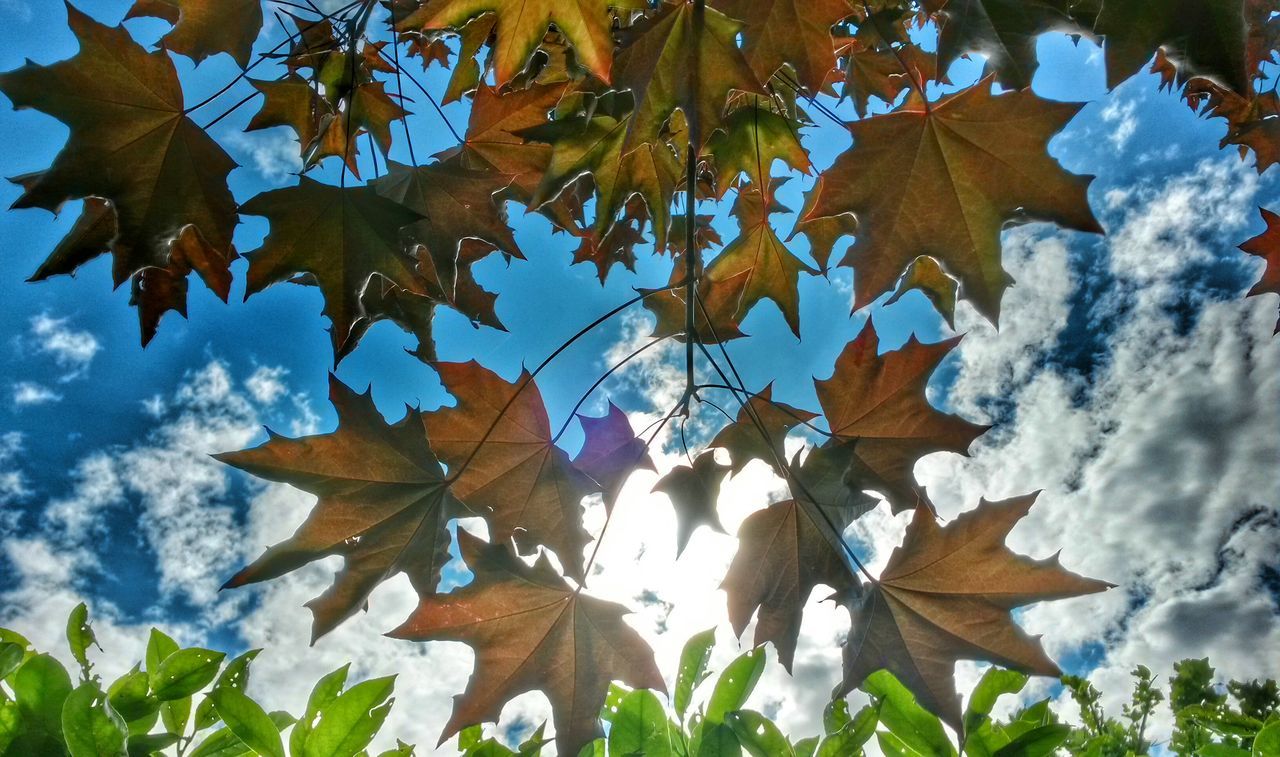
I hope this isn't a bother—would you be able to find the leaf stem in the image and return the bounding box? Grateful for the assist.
[442,284,682,489]
[551,335,676,444]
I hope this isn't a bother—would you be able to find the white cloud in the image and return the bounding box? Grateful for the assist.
[246,365,289,405]
[223,130,304,182]
[11,380,62,408]
[0,431,30,512]
[27,313,100,381]
[913,156,1280,740]
[1100,97,1139,151]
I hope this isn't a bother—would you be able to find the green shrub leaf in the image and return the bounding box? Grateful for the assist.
[705,647,766,726]
[610,688,680,756]
[726,708,794,757]
[302,674,396,757]
[674,627,717,720]
[151,648,225,701]
[209,686,286,757]
[61,682,127,757]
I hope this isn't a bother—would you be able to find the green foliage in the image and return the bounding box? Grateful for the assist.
[450,631,1277,757]
[0,605,411,757]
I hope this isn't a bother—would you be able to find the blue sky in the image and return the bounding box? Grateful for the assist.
[0,1,1278,752]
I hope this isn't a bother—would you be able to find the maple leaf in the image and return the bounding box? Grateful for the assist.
[246,76,329,154]
[217,376,459,642]
[612,1,765,150]
[838,494,1112,729]
[885,255,959,329]
[804,82,1102,323]
[0,6,237,285]
[927,0,1078,90]
[573,402,656,511]
[416,238,506,330]
[520,92,679,253]
[281,12,340,72]
[708,384,817,474]
[710,0,853,92]
[309,81,408,178]
[702,180,817,337]
[789,442,880,524]
[666,213,724,257]
[643,263,752,344]
[839,38,937,118]
[25,196,116,283]
[723,497,859,672]
[423,361,595,581]
[440,12,497,104]
[572,209,649,281]
[346,276,441,363]
[447,82,589,230]
[22,194,235,346]
[813,320,987,514]
[407,0,642,86]
[127,0,264,68]
[130,226,236,346]
[1238,207,1280,333]
[240,177,427,359]
[338,234,507,366]
[1096,0,1250,94]
[652,451,730,556]
[371,160,522,261]
[390,531,663,754]
[790,184,858,274]
[704,100,811,198]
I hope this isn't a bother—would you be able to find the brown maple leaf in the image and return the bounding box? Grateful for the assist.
[389,530,664,755]
[246,76,329,154]
[723,497,859,672]
[838,494,1112,730]
[803,81,1102,323]
[926,0,1079,90]
[1239,207,1280,333]
[447,83,590,231]
[0,6,237,286]
[127,0,264,68]
[652,451,731,556]
[708,384,817,474]
[240,177,427,360]
[1096,0,1250,95]
[702,180,817,338]
[371,160,522,262]
[423,361,595,581]
[24,196,235,346]
[217,377,460,642]
[813,320,988,514]
[613,1,766,150]
[415,238,506,331]
[885,256,960,330]
[711,0,853,92]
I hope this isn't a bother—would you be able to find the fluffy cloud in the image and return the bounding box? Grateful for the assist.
[913,157,1280,736]
[27,313,100,380]
[222,130,304,182]
[0,431,29,514]
[11,380,61,409]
